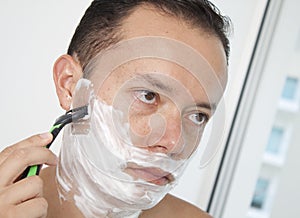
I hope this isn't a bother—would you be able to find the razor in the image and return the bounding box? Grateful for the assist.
[20,105,88,179]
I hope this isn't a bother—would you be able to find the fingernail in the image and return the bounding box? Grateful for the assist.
[39,132,51,139]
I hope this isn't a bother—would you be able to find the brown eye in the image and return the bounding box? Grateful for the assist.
[188,113,208,126]
[135,90,158,104]
[145,92,156,101]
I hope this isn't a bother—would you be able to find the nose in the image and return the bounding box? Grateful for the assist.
[146,104,185,156]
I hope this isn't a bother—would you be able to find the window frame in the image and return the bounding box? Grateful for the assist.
[207,0,286,217]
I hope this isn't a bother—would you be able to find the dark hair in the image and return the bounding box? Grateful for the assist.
[68,0,231,71]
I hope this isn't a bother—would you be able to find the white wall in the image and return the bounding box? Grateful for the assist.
[270,112,300,218]
[220,0,300,217]
[0,1,91,149]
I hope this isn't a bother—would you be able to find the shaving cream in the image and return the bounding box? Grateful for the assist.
[57,95,188,217]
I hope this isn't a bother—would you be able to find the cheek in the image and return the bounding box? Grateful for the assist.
[181,119,206,152]
[128,110,152,137]
[97,81,118,105]
[95,73,126,105]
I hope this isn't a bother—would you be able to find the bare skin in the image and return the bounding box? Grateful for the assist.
[0,4,226,218]
[40,167,212,218]
[0,134,57,218]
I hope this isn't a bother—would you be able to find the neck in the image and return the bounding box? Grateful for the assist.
[40,166,84,218]
[40,166,142,218]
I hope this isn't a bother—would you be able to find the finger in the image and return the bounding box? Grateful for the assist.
[0,147,57,186]
[14,197,48,218]
[0,133,53,166]
[0,176,43,205]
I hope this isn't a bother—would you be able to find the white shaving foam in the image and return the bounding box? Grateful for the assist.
[56,97,188,217]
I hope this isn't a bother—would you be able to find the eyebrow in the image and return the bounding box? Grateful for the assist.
[196,102,216,112]
[136,74,174,93]
[136,74,217,111]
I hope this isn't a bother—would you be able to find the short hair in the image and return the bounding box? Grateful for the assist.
[67,0,231,72]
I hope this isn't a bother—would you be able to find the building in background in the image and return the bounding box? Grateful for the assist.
[248,70,300,218]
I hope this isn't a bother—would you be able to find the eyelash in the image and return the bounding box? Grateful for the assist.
[187,113,209,126]
[133,90,210,126]
[134,90,159,105]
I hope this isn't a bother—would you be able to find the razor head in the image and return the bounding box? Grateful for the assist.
[71,78,95,134]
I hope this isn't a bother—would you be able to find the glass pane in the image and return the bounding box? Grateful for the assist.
[281,77,298,100]
[265,127,284,155]
[251,177,270,209]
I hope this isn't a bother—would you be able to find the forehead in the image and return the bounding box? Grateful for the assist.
[104,58,212,101]
[120,4,228,83]
[84,5,228,106]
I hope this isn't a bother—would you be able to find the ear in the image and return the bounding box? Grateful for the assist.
[53,54,83,110]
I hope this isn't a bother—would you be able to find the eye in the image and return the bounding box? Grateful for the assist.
[188,113,209,126]
[134,90,159,105]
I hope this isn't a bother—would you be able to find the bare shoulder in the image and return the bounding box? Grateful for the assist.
[141,194,213,218]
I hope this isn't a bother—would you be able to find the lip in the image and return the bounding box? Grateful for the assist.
[124,164,174,186]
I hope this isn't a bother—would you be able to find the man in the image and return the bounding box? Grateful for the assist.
[0,0,230,217]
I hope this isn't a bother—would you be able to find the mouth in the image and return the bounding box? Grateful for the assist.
[124,163,175,186]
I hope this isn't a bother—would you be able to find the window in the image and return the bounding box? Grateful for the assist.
[251,177,270,210]
[281,77,298,101]
[207,1,300,218]
[279,76,300,112]
[265,126,284,155]
[248,173,278,218]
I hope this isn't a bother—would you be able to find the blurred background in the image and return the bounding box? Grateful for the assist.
[0,1,299,217]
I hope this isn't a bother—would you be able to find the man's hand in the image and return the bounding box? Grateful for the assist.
[0,133,57,218]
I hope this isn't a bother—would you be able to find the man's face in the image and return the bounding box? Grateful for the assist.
[79,5,227,184]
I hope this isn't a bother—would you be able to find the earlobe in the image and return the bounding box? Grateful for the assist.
[53,54,83,110]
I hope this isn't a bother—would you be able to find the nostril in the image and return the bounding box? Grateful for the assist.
[147,145,168,154]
